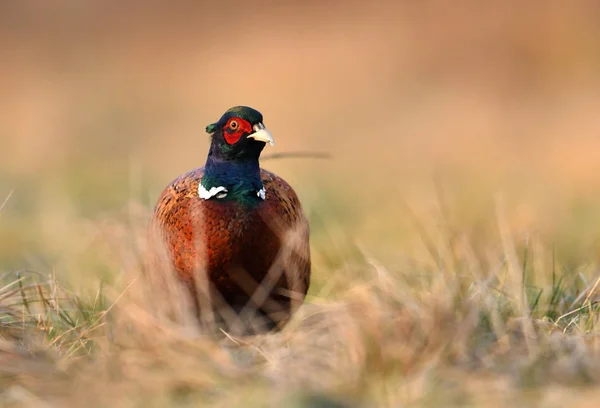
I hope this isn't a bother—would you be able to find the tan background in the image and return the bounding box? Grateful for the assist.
[1,0,600,275]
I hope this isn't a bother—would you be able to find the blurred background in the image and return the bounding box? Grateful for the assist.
[2,0,600,290]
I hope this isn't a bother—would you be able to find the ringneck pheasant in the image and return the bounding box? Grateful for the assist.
[149,106,311,335]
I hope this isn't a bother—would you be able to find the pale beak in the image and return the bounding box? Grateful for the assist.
[249,123,275,146]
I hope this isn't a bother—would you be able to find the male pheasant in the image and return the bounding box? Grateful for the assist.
[148,106,311,335]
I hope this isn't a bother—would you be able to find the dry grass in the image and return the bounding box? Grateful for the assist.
[3,192,600,407]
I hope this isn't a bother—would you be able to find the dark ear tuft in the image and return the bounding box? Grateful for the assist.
[206,123,218,134]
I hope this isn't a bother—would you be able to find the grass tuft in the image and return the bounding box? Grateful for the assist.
[4,192,600,406]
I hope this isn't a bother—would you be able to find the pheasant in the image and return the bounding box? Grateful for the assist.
[148,106,311,335]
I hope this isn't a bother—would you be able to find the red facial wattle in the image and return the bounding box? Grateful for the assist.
[223,117,252,145]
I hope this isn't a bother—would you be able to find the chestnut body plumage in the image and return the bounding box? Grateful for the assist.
[148,106,311,334]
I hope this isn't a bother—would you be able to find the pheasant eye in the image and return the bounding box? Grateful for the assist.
[229,120,239,130]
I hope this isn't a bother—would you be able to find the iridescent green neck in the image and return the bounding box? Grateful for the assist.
[200,156,264,205]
